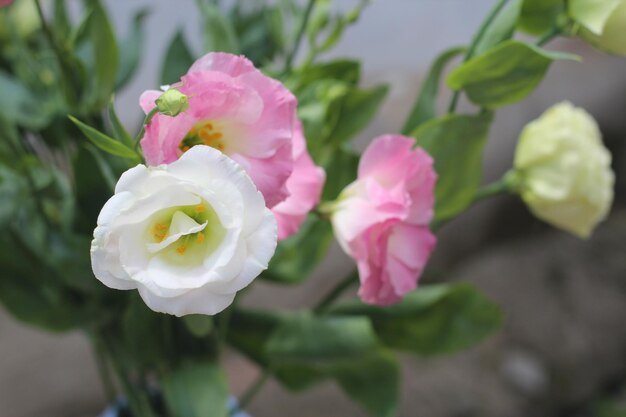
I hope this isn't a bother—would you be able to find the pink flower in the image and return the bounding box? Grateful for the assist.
[271,119,326,240]
[331,135,437,306]
[0,0,13,6]
[139,52,297,208]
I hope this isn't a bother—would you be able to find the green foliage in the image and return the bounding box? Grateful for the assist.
[330,283,503,355]
[447,40,579,109]
[162,361,229,417]
[107,98,134,147]
[69,115,140,161]
[412,113,493,222]
[116,9,149,88]
[474,0,523,56]
[518,0,565,35]
[196,0,239,54]
[161,31,195,85]
[402,47,465,134]
[183,315,214,338]
[0,71,54,129]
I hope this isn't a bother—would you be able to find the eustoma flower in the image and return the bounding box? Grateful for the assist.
[512,102,614,238]
[569,0,626,55]
[140,52,297,208]
[271,119,325,239]
[91,146,277,316]
[330,135,437,306]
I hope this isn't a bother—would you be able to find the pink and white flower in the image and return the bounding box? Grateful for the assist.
[330,135,437,306]
[139,52,297,208]
[271,119,326,240]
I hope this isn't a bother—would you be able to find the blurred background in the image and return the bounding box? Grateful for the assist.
[1,0,626,416]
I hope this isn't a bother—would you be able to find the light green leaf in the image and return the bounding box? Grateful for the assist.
[107,97,134,147]
[447,40,580,109]
[330,84,389,145]
[116,9,149,88]
[161,30,195,85]
[412,113,493,221]
[69,115,139,161]
[162,361,229,417]
[330,283,503,356]
[401,46,465,135]
[196,0,239,54]
[474,0,523,56]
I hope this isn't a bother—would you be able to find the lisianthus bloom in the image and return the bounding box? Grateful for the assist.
[271,119,325,240]
[330,135,437,306]
[140,52,297,208]
[91,145,277,316]
[513,102,614,238]
[569,0,626,55]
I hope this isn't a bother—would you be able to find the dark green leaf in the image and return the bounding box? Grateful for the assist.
[0,71,53,129]
[160,30,195,85]
[227,309,287,365]
[412,113,493,221]
[474,0,523,56]
[401,46,465,134]
[330,84,389,145]
[263,216,334,283]
[122,294,168,367]
[330,283,503,356]
[116,9,149,88]
[290,60,361,89]
[447,40,579,109]
[162,361,229,417]
[83,0,119,109]
[320,147,359,201]
[518,0,565,35]
[69,116,139,160]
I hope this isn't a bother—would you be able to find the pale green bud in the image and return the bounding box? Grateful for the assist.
[513,102,614,238]
[155,89,189,117]
[570,0,626,55]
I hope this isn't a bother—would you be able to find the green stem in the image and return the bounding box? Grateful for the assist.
[283,0,316,74]
[472,177,511,203]
[536,27,561,46]
[314,269,359,313]
[134,107,159,152]
[97,330,159,417]
[448,0,511,113]
[34,0,78,107]
[238,369,271,410]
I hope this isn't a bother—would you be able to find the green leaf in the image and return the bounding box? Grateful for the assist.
[330,283,503,356]
[116,9,149,88]
[83,0,119,109]
[330,84,389,145]
[266,313,400,417]
[69,115,139,161]
[474,0,523,56]
[107,97,134,147]
[401,46,465,135]
[290,59,361,89]
[122,294,168,367]
[227,309,287,365]
[161,30,195,85]
[518,0,565,35]
[196,0,239,54]
[0,71,53,129]
[412,113,493,221]
[162,361,229,417]
[263,216,334,283]
[320,147,359,200]
[447,40,579,109]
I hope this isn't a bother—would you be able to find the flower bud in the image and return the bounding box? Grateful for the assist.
[0,0,40,40]
[569,0,626,55]
[155,89,189,117]
[513,102,614,238]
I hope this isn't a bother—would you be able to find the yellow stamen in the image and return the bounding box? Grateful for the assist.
[194,204,207,213]
[176,245,187,255]
[196,232,205,244]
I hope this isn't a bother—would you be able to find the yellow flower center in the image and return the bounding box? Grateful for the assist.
[180,120,225,153]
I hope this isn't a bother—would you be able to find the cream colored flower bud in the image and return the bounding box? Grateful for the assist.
[155,89,189,117]
[570,0,626,55]
[513,102,614,238]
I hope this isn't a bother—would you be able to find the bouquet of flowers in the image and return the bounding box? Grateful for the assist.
[0,0,621,416]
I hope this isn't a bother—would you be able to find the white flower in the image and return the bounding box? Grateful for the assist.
[91,145,277,316]
[513,102,615,238]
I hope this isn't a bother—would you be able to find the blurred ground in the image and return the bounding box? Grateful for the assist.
[2,1,626,416]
